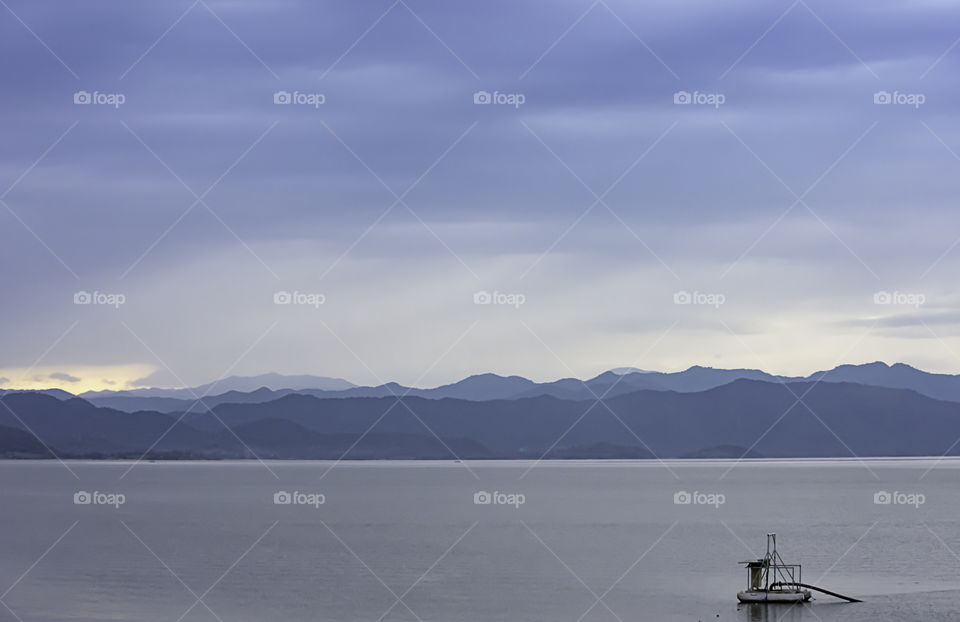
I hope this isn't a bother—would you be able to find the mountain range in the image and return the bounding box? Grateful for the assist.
[23,361,960,414]
[2,361,960,460]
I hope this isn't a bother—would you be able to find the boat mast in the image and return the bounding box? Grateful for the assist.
[765,533,775,591]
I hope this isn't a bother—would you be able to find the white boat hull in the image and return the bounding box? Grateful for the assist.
[737,589,811,603]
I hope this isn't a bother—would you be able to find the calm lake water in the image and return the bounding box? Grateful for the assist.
[1,458,958,621]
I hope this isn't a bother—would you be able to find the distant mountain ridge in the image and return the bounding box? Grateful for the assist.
[0,388,75,400]
[9,362,960,415]
[5,379,960,459]
[803,361,960,403]
[78,373,355,400]
[42,362,960,413]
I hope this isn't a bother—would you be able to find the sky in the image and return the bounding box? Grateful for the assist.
[2,0,960,392]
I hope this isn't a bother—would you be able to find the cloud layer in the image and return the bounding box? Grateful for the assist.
[3,0,960,389]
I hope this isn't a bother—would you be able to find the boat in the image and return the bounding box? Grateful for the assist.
[737,534,811,603]
[736,533,863,604]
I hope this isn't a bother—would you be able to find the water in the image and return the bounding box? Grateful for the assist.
[1,458,958,621]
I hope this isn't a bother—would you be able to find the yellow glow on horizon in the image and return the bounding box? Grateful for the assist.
[0,364,157,394]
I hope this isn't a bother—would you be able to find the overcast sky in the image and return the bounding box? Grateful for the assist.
[3,0,960,391]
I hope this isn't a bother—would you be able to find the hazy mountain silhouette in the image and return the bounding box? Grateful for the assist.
[84,387,300,414]
[188,380,960,458]
[73,361,960,413]
[511,361,960,402]
[0,388,74,400]
[6,379,960,459]
[79,373,355,400]
[80,374,536,412]
[803,361,960,402]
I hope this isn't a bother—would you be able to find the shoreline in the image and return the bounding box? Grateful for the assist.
[3,455,958,465]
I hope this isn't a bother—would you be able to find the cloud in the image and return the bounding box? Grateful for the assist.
[130,370,181,388]
[48,372,81,383]
[3,0,960,383]
[0,377,9,387]
[839,310,960,330]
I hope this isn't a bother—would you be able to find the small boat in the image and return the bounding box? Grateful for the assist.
[737,534,811,603]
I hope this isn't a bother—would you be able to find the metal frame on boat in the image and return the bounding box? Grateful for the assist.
[737,534,811,603]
